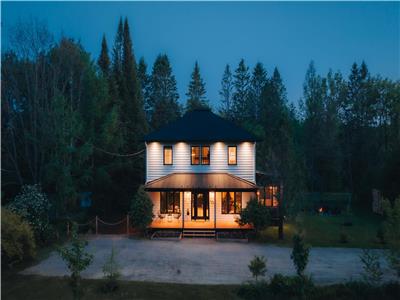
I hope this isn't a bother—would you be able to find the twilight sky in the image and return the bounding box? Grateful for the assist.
[2,1,399,108]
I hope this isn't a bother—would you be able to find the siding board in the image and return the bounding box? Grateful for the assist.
[146,142,255,183]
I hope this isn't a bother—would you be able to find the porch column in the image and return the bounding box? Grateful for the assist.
[182,191,185,230]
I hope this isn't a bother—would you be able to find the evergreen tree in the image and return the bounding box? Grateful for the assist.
[112,18,124,90]
[97,34,110,77]
[232,59,251,123]
[249,62,267,120]
[150,54,181,129]
[138,57,152,122]
[219,64,234,119]
[185,61,209,111]
[121,18,147,149]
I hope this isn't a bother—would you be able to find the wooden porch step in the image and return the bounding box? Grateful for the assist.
[182,229,216,238]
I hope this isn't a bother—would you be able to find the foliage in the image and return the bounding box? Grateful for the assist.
[237,198,271,236]
[1,208,36,266]
[57,223,93,299]
[219,64,234,120]
[149,54,181,129]
[382,197,400,277]
[186,61,209,111]
[7,184,51,243]
[291,232,310,276]
[102,246,121,293]
[248,256,267,281]
[360,249,383,286]
[129,185,154,233]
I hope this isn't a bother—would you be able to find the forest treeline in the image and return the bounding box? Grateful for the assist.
[2,18,399,216]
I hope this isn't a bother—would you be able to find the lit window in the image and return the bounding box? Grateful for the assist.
[221,191,242,214]
[228,146,237,165]
[191,146,200,165]
[160,191,180,214]
[260,186,279,207]
[163,146,173,165]
[191,146,210,165]
[201,146,210,165]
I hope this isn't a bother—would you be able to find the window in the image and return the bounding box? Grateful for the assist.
[228,146,237,165]
[201,146,210,165]
[191,146,210,165]
[160,191,180,213]
[259,186,279,207]
[163,146,173,165]
[221,191,242,214]
[191,146,200,165]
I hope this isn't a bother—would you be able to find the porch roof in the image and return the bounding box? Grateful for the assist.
[144,173,258,191]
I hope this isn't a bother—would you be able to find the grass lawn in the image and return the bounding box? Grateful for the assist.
[259,209,384,248]
[2,274,240,300]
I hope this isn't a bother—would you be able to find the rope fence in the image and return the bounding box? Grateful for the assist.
[67,215,130,236]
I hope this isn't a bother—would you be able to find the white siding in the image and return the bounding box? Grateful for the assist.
[146,142,256,183]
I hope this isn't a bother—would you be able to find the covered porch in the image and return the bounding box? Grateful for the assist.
[145,173,257,230]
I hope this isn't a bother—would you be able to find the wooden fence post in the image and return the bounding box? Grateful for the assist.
[67,221,70,237]
[95,216,98,235]
[126,215,129,235]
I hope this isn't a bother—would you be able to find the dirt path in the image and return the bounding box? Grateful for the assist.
[21,236,397,285]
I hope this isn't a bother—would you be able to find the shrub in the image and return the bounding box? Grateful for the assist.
[102,246,121,293]
[7,184,52,243]
[340,231,349,244]
[248,256,267,281]
[129,185,154,234]
[1,208,36,266]
[237,281,269,300]
[382,196,400,278]
[360,249,383,286]
[269,274,314,298]
[58,223,93,300]
[291,231,310,276]
[237,198,271,237]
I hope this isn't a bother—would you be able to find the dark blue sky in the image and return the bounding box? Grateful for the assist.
[2,1,399,108]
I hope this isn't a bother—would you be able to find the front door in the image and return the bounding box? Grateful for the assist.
[191,191,209,220]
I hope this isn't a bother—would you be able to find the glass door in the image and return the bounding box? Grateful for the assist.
[191,191,209,220]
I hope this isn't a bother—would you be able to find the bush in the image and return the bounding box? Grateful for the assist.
[360,249,383,286]
[269,274,314,298]
[58,223,93,300]
[237,198,271,237]
[291,231,310,276]
[382,196,400,278]
[102,246,121,293]
[237,281,269,300]
[248,256,267,281]
[129,185,154,234]
[1,208,36,266]
[7,184,52,243]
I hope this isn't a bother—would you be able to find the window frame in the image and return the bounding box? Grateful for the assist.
[221,191,242,214]
[163,145,173,165]
[191,145,211,165]
[160,191,181,214]
[227,145,237,165]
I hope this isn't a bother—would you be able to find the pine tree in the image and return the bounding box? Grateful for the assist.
[138,57,152,122]
[98,34,110,77]
[232,59,251,123]
[150,54,181,129]
[112,18,124,89]
[185,61,209,111]
[219,64,234,119]
[121,17,147,148]
[249,62,267,120]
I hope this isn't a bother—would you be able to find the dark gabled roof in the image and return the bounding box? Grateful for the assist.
[144,173,258,191]
[144,109,258,142]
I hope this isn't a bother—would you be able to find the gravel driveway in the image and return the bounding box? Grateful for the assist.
[21,236,397,285]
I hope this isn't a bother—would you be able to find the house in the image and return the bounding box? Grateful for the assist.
[144,108,282,235]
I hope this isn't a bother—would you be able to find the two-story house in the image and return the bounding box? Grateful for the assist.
[143,108,263,232]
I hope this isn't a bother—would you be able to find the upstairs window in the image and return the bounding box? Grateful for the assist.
[163,146,173,165]
[228,146,237,165]
[191,146,210,165]
[201,146,210,165]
